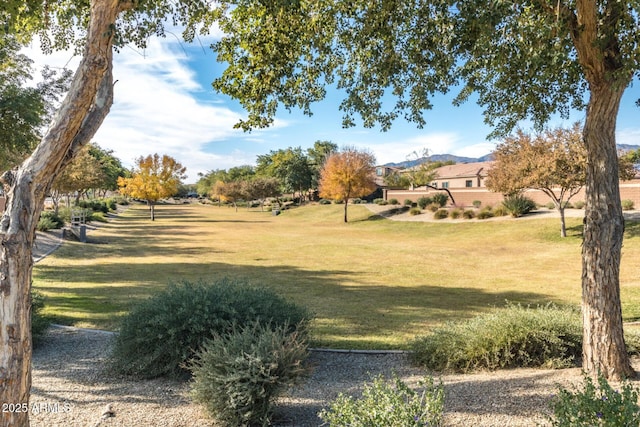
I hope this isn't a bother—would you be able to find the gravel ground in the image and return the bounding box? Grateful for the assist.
[29,325,640,427]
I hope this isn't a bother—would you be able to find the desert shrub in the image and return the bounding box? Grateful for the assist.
[427,203,440,212]
[373,198,385,205]
[549,372,640,427]
[351,198,363,204]
[37,211,64,231]
[563,201,574,209]
[410,304,582,372]
[409,207,422,216]
[472,200,482,208]
[389,198,399,205]
[462,209,476,219]
[109,279,311,379]
[319,199,332,205]
[378,200,389,205]
[31,290,50,347]
[319,375,444,427]
[404,199,413,206]
[333,199,344,204]
[546,201,556,210]
[622,199,635,210]
[433,209,449,220]
[476,209,495,220]
[431,193,449,207]
[417,197,432,209]
[492,205,509,217]
[573,200,585,209]
[450,209,462,219]
[190,321,309,427]
[502,195,537,217]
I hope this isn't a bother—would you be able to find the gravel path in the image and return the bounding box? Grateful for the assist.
[30,325,640,427]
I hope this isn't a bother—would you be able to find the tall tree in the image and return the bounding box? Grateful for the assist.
[212,0,640,379]
[319,147,376,222]
[307,140,338,189]
[51,143,105,209]
[88,142,128,197]
[256,147,312,201]
[117,154,186,221]
[1,2,217,422]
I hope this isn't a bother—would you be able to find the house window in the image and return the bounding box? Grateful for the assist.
[376,167,384,176]
[465,180,473,188]
[441,182,449,188]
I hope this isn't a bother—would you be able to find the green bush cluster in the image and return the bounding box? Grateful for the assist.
[318,199,332,205]
[76,199,113,213]
[409,207,422,216]
[389,198,399,205]
[622,199,635,210]
[472,200,482,208]
[450,209,462,219]
[404,199,414,206]
[462,209,475,219]
[37,211,64,231]
[417,197,431,209]
[189,321,309,427]
[549,372,640,426]
[108,279,311,379]
[502,195,537,217]
[476,208,495,220]
[373,198,385,204]
[574,200,585,209]
[433,209,449,219]
[319,375,444,427]
[31,290,50,347]
[431,193,448,207]
[410,304,582,372]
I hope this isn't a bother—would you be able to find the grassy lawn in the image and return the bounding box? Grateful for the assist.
[32,202,640,349]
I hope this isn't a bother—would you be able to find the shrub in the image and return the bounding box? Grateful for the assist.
[410,304,582,372]
[389,198,399,205]
[549,372,640,427]
[37,211,64,231]
[319,375,444,427]
[502,195,537,217]
[472,200,482,208]
[190,321,309,427]
[462,209,476,219]
[574,200,585,209]
[373,198,385,205]
[319,199,332,205]
[622,199,635,211]
[417,197,432,209]
[77,199,109,213]
[427,203,440,212]
[89,211,108,222]
[404,199,413,206]
[433,209,449,220]
[351,198,363,204]
[563,201,574,209]
[108,279,311,379]
[546,201,556,210]
[31,290,50,347]
[476,209,495,220]
[431,193,449,207]
[378,200,389,205]
[450,209,462,219]
[409,207,422,216]
[492,205,509,217]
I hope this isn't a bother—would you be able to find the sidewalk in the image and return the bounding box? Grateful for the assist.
[33,229,64,263]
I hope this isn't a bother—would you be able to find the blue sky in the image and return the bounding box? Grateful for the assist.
[26,35,640,183]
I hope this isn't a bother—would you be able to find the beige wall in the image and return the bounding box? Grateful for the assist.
[386,181,640,209]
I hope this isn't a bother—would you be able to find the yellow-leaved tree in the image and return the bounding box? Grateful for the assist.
[319,147,376,223]
[118,153,186,221]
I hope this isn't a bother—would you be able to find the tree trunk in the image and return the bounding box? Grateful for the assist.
[558,205,567,238]
[343,198,349,223]
[0,1,126,425]
[581,83,634,380]
[149,202,155,221]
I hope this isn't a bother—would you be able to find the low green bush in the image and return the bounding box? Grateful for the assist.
[549,372,640,426]
[462,209,476,219]
[404,199,413,206]
[433,209,449,219]
[472,200,482,208]
[546,201,557,210]
[622,199,635,211]
[502,195,537,217]
[389,198,399,205]
[108,279,311,379]
[31,290,50,347]
[574,200,585,209]
[492,205,509,217]
[409,207,422,216]
[373,198,385,205]
[37,211,64,231]
[417,197,432,209]
[427,203,440,212]
[431,193,448,207]
[476,209,495,220]
[410,304,582,372]
[77,199,109,213]
[450,209,462,219]
[319,199,332,205]
[351,198,363,204]
[190,321,309,427]
[319,375,444,427]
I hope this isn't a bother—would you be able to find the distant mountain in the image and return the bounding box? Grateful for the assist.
[384,144,639,168]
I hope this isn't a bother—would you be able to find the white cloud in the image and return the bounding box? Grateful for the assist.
[617,127,640,147]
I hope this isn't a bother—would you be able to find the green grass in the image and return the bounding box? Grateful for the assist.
[32,202,640,349]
